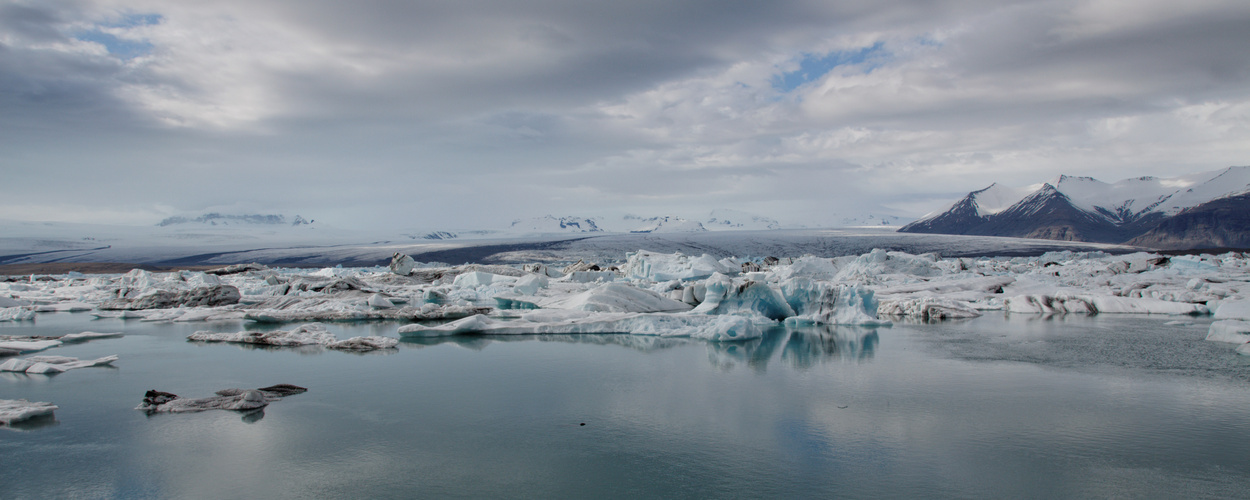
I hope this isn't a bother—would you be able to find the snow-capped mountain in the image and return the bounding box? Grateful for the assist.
[508,216,604,233]
[625,215,707,233]
[157,213,316,227]
[900,166,1250,248]
[703,209,781,230]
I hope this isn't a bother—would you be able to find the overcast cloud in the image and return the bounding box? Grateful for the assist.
[2,0,1248,229]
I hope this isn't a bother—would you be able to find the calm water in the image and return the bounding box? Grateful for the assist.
[2,312,1250,499]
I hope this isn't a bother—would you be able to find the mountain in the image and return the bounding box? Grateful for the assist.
[508,216,603,233]
[900,166,1250,249]
[158,213,315,227]
[703,209,782,230]
[625,215,707,233]
[1125,193,1250,249]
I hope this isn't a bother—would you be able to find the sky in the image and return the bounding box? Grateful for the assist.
[2,0,1249,231]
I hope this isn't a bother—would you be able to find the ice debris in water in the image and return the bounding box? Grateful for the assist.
[0,355,118,374]
[4,247,1250,347]
[187,323,397,350]
[1,399,58,425]
[137,384,307,413]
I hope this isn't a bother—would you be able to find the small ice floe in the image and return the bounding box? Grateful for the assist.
[187,323,397,351]
[0,399,58,426]
[0,355,119,374]
[137,384,307,413]
[59,331,124,343]
[0,339,62,355]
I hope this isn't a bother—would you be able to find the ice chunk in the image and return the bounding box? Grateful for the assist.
[187,323,397,351]
[367,294,395,309]
[0,307,35,321]
[389,252,417,276]
[565,271,617,283]
[877,297,981,321]
[1206,320,1250,344]
[833,249,940,282]
[623,251,735,281]
[1004,294,1207,315]
[0,355,118,374]
[772,256,838,281]
[692,275,793,320]
[0,399,58,425]
[0,339,61,353]
[1237,343,1250,356]
[1214,300,1250,321]
[137,384,307,413]
[452,271,516,287]
[543,282,692,313]
[512,274,549,295]
[59,331,124,342]
[397,312,761,341]
[0,297,26,308]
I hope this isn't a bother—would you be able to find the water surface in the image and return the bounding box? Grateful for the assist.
[2,313,1248,498]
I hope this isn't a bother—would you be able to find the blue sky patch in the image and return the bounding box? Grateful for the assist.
[75,13,161,60]
[771,42,888,92]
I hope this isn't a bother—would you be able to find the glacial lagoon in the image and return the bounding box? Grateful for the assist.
[3,312,1250,499]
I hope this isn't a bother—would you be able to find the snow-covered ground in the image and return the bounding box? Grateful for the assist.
[4,247,1248,354]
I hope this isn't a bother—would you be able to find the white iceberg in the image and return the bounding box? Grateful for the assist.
[623,251,735,281]
[0,399,58,425]
[542,282,691,313]
[0,355,119,374]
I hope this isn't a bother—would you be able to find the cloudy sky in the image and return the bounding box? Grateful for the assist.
[3,0,1248,230]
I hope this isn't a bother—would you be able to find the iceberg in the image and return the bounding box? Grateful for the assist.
[542,282,692,313]
[0,307,35,321]
[0,355,119,374]
[137,384,307,413]
[623,251,735,281]
[1,399,58,425]
[188,323,397,350]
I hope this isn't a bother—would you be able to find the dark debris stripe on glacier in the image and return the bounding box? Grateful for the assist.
[0,229,1140,269]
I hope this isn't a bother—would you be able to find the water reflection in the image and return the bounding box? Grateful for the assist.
[708,324,880,371]
[400,333,694,353]
[2,412,59,431]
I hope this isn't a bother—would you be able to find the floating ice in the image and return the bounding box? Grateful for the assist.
[0,399,58,425]
[188,323,397,350]
[137,384,307,413]
[0,355,118,374]
[0,339,62,354]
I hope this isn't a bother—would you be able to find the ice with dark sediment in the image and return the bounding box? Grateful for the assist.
[137,384,307,413]
[188,323,397,350]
